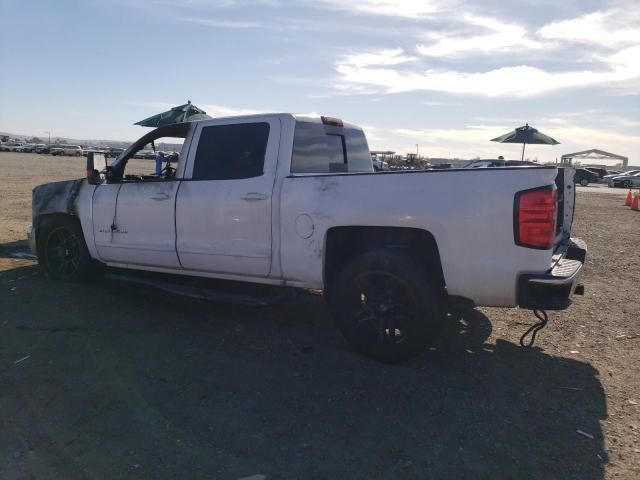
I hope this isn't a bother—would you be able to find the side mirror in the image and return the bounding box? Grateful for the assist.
[86,152,109,185]
[86,152,100,185]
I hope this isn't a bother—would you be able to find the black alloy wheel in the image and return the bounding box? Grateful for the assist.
[329,250,445,363]
[43,226,82,280]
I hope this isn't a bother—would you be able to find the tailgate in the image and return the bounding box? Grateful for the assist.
[518,166,586,310]
[554,167,576,243]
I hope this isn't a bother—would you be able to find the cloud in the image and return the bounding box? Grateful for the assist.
[340,48,417,68]
[314,0,445,18]
[330,7,640,98]
[417,14,546,57]
[116,0,446,21]
[128,101,267,118]
[539,8,640,48]
[179,17,261,28]
[422,100,462,106]
[335,44,640,97]
[364,116,640,162]
[391,125,504,144]
[201,104,268,117]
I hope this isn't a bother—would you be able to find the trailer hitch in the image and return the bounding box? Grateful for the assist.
[520,310,548,348]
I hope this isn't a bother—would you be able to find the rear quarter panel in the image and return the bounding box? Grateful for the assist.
[279,167,559,307]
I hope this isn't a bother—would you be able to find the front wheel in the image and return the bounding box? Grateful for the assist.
[624,180,632,188]
[327,250,446,363]
[38,217,101,281]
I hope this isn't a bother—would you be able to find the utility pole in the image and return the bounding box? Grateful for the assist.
[44,131,50,145]
[416,144,419,157]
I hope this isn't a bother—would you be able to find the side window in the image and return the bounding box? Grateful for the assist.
[344,130,372,172]
[192,123,270,180]
[291,121,372,173]
[291,122,347,173]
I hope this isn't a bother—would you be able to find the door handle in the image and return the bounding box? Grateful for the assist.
[150,193,170,201]
[241,192,268,202]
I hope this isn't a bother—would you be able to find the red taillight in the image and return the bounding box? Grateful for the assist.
[321,115,343,127]
[515,186,558,249]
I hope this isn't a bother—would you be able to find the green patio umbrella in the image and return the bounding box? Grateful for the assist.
[491,123,560,160]
[134,101,212,127]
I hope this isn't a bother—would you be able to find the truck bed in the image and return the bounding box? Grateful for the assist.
[279,166,572,307]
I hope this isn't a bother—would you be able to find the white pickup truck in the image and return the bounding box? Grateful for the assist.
[28,114,586,362]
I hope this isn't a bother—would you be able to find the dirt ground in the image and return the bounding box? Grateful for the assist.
[1,152,639,479]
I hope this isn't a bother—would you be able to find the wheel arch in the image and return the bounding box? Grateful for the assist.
[323,226,446,291]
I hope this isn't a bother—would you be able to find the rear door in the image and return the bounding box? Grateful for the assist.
[176,117,280,277]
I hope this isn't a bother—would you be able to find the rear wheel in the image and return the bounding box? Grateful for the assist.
[328,250,446,363]
[38,217,101,281]
[580,179,589,187]
[624,180,632,188]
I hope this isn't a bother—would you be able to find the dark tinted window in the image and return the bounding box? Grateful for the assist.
[326,134,346,165]
[291,122,346,173]
[193,123,270,180]
[291,120,372,174]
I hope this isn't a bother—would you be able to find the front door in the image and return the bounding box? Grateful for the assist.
[92,181,181,268]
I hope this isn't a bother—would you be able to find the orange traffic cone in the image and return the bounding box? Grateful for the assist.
[625,189,633,206]
[632,192,640,211]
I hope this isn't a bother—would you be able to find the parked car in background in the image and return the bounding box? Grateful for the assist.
[574,168,599,186]
[584,167,608,182]
[105,148,125,158]
[372,157,389,171]
[35,144,47,152]
[0,142,24,152]
[17,143,40,153]
[607,171,640,188]
[35,145,51,154]
[603,170,638,182]
[51,145,84,156]
[133,149,156,159]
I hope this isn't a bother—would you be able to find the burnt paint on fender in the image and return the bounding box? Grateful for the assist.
[32,179,84,225]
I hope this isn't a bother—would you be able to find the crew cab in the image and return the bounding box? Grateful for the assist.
[28,114,587,362]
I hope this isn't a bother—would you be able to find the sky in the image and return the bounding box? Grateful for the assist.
[1,0,639,163]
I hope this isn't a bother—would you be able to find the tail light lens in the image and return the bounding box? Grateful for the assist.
[515,186,558,249]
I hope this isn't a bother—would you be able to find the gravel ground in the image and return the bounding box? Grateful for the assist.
[1,152,639,479]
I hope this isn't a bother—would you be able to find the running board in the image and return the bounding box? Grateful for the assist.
[105,272,293,306]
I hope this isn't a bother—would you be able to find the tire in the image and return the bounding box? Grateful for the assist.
[580,179,589,187]
[327,249,446,363]
[624,180,632,188]
[38,216,101,281]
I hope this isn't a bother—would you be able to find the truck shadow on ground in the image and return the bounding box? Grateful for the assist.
[1,261,607,480]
